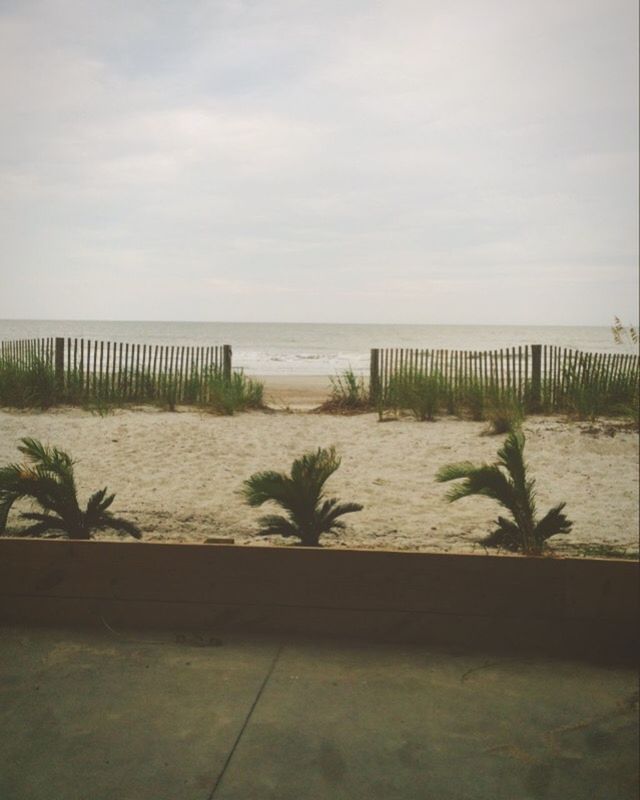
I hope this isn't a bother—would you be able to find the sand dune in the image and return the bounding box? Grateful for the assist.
[0,405,637,556]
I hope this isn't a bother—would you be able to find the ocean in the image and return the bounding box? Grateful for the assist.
[0,320,636,376]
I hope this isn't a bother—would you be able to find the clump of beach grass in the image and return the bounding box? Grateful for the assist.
[202,368,264,415]
[0,357,57,409]
[319,368,370,413]
[611,317,639,346]
[459,379,486,421]
[559,366,639,423]
[387,371,443,421]
[484,390,524,435]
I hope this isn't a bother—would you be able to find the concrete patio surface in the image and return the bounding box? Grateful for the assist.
[0,626,637,800]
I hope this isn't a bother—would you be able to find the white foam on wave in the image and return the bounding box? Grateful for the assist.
[234,348,369,376]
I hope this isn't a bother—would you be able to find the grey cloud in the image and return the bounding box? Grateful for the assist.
[0,0,637,324]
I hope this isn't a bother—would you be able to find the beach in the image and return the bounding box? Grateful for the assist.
[260,375,334,409]
[1,392,637,556]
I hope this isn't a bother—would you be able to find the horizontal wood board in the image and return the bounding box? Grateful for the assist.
[0,539,637,659]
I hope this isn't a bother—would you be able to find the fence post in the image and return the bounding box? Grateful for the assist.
[55,337,65,397]
[223,344,232,381]
[369,349,380,405]
[530,344,542,411]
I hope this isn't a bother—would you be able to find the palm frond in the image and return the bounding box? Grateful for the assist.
[496,431,537,520]
[443,466,517,513]
[317,498,364,530]
[256,514,301,538]
[18,437,53,464]
[480,516,523,551]
[99,514,142,539]
[496,431,526,487]
[290,447,341,490]
[20,513,68,536]
[19,511,61,523]
[85,488,114,520]
[243,471,291,507]
[534,502,572,543]
[435,462,483,483]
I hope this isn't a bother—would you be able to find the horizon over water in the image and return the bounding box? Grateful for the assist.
[0,319,637,376]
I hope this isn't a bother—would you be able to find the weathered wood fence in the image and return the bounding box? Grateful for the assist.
[0,337,233,404]
[0,337,55,365]
[370,345,639,410]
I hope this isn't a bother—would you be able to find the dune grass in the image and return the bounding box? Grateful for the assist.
[320,363,638,428]
[0,356,264,416]
[319,368,370,413]
[0,357,57,409]
[201,368,264,415]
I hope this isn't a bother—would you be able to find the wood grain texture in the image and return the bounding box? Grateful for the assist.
[0,539,636,659]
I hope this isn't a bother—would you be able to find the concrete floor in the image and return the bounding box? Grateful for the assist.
[0,627,637,800]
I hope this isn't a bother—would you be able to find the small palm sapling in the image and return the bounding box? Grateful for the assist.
[436,431,571,554]
[243,447,362,546]
[0,438,141,540]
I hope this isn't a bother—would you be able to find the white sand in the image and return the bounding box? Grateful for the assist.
[1,405,638,556]
[259,375,334,409]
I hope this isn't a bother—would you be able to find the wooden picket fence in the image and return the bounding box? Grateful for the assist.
[0,337,232,405]
[369,345,640,411]
[2,337,638,412]
[0,338,55,366]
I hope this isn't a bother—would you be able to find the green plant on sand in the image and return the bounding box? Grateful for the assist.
[0,438,141,540]
[320,368,370,412]
[203,369,264,415]
[485,390,523,434]
[243,446,363,546]
[0,357,57,409]
[388,371,442,421]
[435,431,572,554]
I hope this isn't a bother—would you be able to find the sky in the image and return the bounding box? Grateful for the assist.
[0,0,638,326]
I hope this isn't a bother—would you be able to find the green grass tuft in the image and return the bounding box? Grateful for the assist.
[320,368,370,413]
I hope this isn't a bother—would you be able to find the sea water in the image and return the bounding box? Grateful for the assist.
[0,320,636,376]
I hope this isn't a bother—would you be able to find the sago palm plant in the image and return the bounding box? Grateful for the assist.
[435,431,571,554]
[243,446,363,546]
[0,438,141,540]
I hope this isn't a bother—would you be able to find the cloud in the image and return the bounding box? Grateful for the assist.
[0,0,637,324]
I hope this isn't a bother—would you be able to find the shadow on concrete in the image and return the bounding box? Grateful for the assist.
[1,626,638,800]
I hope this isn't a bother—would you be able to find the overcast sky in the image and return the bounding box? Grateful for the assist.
[0,0,638,325]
